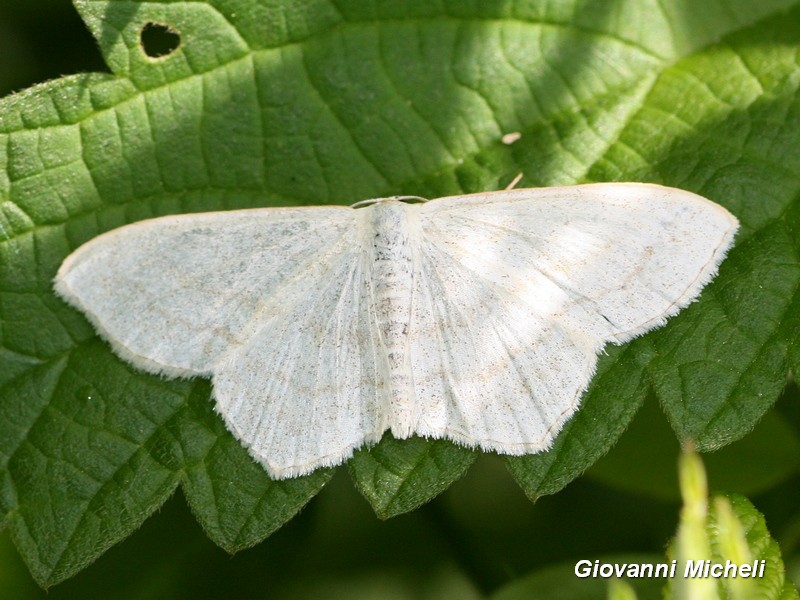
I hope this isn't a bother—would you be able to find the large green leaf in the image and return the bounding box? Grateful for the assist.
[1,0,799,586]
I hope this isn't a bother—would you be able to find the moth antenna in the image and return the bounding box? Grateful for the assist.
[505,173,524,190]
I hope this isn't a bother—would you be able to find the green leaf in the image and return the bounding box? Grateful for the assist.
[175,381,333,553]
[2,0,800,586]
[0,339,329,585]
[587,393,800,501]
[349,434,475,518]
[0,340,183,586]
[649,224,795,452]
[710,494,800,600]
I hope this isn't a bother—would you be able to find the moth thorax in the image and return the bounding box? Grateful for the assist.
[368,202,416,435]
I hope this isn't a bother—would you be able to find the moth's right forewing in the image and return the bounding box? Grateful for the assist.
[418,184,739,344]
[54,207,357,377]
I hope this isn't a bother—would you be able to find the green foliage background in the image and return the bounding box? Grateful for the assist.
[1,1,799,597]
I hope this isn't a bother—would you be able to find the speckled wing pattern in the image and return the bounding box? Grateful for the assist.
[211,235,387,478]
[55,207,389,478]
[407,184,738,454]
[55,184,739,479]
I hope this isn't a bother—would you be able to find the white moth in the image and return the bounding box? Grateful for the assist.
[54,184,738,479]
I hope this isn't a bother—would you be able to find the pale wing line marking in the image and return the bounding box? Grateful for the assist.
[205,214,357,368]
[415,241,584,446]
[413,246,479,433]
[233,250,369,467]
[493,319,547,439]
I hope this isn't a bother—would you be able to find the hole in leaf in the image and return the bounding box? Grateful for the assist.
[140,22,181,58]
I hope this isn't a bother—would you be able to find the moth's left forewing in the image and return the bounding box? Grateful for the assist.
[418,184,739,345]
